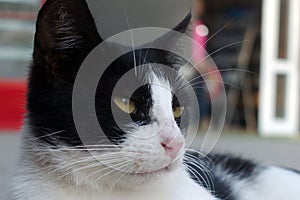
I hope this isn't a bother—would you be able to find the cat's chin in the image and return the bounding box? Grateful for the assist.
[82,159,182,191]
[104,165,180,190]
[133,166,169,176]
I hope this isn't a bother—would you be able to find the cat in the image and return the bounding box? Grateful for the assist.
[9,0,300,200]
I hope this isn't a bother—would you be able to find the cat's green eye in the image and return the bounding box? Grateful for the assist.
[113,97,136,114]
[173,106,185,118]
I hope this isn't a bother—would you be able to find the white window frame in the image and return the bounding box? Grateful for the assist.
[259,0,300,137]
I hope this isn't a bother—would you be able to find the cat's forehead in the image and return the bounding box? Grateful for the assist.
[113,64,173,99]
[106,48,182,90]
[151,75,173,116]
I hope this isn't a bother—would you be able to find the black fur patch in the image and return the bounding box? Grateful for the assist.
[27,0,192,147]
[284,167,300,175]
[184,151,260,200]
[27,0,102,146]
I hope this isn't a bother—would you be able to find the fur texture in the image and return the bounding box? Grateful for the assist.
[9,1,300,200]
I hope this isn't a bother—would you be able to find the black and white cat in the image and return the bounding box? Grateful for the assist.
[9,0,300,200]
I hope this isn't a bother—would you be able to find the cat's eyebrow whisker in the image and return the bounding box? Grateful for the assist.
[199,68,258,79]
[180,68,257,90]
[177,80,229,91]
[184,19,234,67]
[176,81,240,95]
[198,40,246,65]
[211,68,258,76]
[176,68,258,94]
[182,40,247,77]
[203,19,234,47]
[123,9,137,76]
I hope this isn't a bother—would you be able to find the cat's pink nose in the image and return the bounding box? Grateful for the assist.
[161,136,184,160]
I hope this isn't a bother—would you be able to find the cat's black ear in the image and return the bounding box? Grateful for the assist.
[33,0,102,82]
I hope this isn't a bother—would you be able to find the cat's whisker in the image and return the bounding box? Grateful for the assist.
[22,148,121,153]
[183,158,214,190]
[185,150,214,165]
[54,157,133,182]
[12,0,300,198]
[111,165,137,188]
[184,163,212,190]
[183,155,215,192]
[56,148,121,151]
[59,158,125,174]
[183,156,212,176]
[75,144,119,147]
[87,162,133,185]
[24,130,65,142]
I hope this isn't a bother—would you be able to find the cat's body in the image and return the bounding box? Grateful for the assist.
[9,0,300,200]
[11,151,215,200]
[10,139,300,200]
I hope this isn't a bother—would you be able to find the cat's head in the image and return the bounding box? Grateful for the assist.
[27,0,197,189]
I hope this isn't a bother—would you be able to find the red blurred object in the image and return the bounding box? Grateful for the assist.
[41,0,46,6]
[0,10,36,21]
[0,79,26,131]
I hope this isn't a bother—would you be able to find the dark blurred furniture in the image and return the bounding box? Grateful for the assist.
[205,1,262,131]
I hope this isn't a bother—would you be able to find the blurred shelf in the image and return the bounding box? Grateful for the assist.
[0,0,40,5]
[0,47,32,61]
[0,19,34,32]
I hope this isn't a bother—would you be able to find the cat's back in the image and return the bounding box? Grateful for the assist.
[185,151,300,200]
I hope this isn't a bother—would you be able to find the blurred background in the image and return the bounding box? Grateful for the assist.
[0,0,299,199]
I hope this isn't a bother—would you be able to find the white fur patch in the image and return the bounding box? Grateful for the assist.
[10,165,217,200]
[151,75,174,121]
[236,167,300,200]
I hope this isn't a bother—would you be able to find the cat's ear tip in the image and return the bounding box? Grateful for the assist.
[182,11,192,23]
[186,11,193,18]
[173,12,192,33]
[39,0,87,13]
